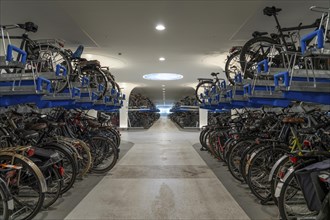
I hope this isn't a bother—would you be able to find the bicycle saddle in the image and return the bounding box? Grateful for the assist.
[17,22,38,33]
[79,60,101,69]
[282,117,305,124]
[20,130,39,140]
[25,122,47,131]
[252,31,268,38]
[32,147,59,161]
[72,45,84,59]
[87,119,101,128]
[263,6,282,16]
[211,72,219,77]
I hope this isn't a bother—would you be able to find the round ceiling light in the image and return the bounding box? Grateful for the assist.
[143,73,183,81]
[159,57,165,61]
[155,24,166,31]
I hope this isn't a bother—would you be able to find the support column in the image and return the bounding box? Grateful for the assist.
[118,83,137,129]
[199,108,208,128]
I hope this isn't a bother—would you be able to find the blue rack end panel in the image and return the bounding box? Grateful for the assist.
[71,87,81,98]
[283,91,330,105]
[249,97,291,108]
[36,99,75,109]
[55,64,67,77]
[257,59,269,74]
[274,71,289,87]
[300,29,324,54]
[6,44,27,64]
[0,94,41,107]
[36,77,51,92]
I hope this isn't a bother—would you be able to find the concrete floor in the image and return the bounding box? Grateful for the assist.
[63,117,250,220]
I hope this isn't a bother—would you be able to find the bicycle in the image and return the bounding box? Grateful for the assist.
[195,72,226,103]
[0,22,71,93]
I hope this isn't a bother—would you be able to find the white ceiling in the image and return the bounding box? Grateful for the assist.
[1,0,329,104]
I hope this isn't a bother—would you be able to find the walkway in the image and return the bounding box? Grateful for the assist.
[65,117,249,220]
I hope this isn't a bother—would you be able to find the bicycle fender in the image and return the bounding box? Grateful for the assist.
[0,152,47,193]
[0,177,13,206]
[268,155,289,182]
[274,165,295,198]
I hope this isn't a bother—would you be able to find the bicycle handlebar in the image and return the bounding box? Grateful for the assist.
[310,6,330,13]
[0,22,38,33]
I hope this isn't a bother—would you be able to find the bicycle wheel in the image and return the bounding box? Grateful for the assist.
[0,179,10,220]
[228,139,254,182]
[41,144,77,194]
[239,143,263,183]
[224,50,241,85]
[81,68,109,100]
[74,139,92,178]
[42,166,62,209]
[87,136,118,174]
[195,81,215,103]
[247,146,289,203]
[269,155,291,206]
[31,44,72,93]
[239,36,282,79]
[278,165,318,220]
[0,155,45,220]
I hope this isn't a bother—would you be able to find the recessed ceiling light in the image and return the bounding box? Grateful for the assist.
[159,57,165,61]
[155,24,166,31]
[143,73,183,81]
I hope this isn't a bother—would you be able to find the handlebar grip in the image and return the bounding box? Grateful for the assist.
[274,71,289,87]
[257,59,269,73]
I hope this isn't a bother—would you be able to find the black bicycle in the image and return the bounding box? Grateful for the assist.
[0,22,71,93]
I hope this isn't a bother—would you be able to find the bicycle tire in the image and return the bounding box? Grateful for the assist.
[31,44,72,93]
[239,36,281,79]
[0,154,45,220]
[87,136,119,174]
[41,144,77,195]
[195,81,215,103]
[246,146,289,202]
[42,166,62,209]
[224,50,241,85]
[227,139,254,182]
[0,180,10,220]
[277,160,319,220]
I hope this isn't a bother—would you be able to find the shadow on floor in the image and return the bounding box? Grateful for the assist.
[35,140,134,220]
[192,143,279,220]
